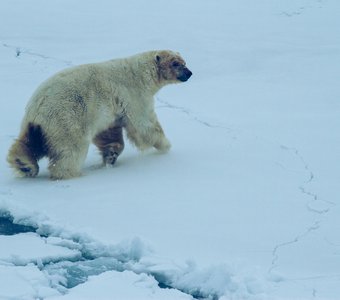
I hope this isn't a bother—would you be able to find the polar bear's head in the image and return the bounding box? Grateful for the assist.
[155,50,192,83]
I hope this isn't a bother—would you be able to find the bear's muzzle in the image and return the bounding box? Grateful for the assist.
[177,67,192,82]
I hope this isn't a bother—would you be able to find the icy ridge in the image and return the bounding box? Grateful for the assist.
[0,207,264,300]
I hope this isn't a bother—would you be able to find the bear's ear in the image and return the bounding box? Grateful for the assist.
[155,54,161,64]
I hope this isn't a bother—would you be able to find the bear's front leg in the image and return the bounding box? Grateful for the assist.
[152,120,171,152]
[125,118,171,152]
[93,125,125,166]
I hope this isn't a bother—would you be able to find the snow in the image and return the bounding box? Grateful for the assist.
[0,264,59,299]
[1,0,340,299]
[0,233,81,265]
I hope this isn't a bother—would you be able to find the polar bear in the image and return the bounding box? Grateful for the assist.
[7,50,192,179]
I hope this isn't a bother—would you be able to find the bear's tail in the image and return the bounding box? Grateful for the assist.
[7,123,47,177]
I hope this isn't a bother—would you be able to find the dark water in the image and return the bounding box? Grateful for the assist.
[0,215,37,235]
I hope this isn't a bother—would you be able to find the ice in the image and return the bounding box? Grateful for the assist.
[0,264,60,299]
[1,0,340,299]
[49,270,194,300]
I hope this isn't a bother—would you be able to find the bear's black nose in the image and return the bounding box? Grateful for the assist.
[178,68,192,82]
[185,68,192,78]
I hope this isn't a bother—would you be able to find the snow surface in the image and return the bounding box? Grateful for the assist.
[1,0,340,299]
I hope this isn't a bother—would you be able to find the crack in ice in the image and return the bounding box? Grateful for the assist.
[268,146,335,276]
[156,97,232,131]
[2,43,73,66]
[269,220,321,274]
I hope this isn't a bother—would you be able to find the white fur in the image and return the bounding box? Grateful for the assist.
[8,50,190,179]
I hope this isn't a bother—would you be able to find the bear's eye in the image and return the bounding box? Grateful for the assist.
[172,61,180,67]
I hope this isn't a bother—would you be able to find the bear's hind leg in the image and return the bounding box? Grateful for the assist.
[7,123,48,177]
[7,141,39,177]
[48,144,89,180]
[93,125,125,166]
